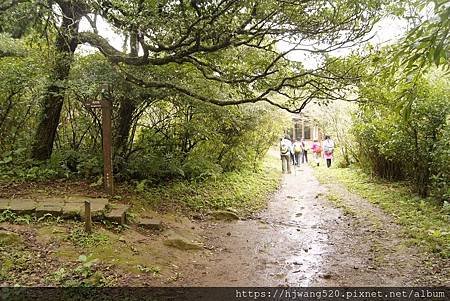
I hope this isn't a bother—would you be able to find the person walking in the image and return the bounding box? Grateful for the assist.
[323,135,335,168]
[280,135,292,174]
[289,140,296,166]
[293,139,302,166]
[311,140,322,166]
[301,138,309,164]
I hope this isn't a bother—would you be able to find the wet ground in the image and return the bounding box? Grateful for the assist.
[1,164,448,286]
[174,165,449,286]
[176,165,334,286]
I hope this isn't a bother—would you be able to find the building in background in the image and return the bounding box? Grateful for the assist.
[285,113,322,142]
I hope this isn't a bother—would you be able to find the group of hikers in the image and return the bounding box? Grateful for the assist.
[279,135,335,174]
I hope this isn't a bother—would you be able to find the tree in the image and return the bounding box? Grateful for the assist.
[0,34,25,57]
[354,48,450,198]
[30,1,87,160]
[2,0,387,160]
[392,0,449,74]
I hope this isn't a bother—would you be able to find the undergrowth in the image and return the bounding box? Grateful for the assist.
[133,153,282,216]
[66,226,110,248]
[314,166,450,258]
[0,210,64,225]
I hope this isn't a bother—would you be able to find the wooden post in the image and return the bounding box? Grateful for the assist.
[101,99,114,195]
[84,201,92,234]
[87,96,114,196]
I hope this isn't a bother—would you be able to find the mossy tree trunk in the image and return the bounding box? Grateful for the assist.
[113,31,139,162]
[31,1,83,160]
[114,98,136,159]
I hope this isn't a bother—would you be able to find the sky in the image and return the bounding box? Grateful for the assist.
[276,16,408,69]
[77,17,125,54]
[77,14,409,70]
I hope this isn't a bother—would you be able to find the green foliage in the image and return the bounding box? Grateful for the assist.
[0,152,76,181]
[0,210,63,224]
[392,0,450,74]
[354,52,450,199]
[0,1,42,39]
[1,0,388,165]
[134,152,281,216]
[125,100,283,182]
[0,226,113,286]
[0,210,32,224]
[0,33,25,57]
[66,226,109,248]
[0,0,384,188]
[429,116,450,200]
[136,264,160,276]
[55,150,104,179]
[0,39,48,155]
[1,47,283,183]
[47,254,114,287]
[75,255,98,278]
[315,167,450,258]
[0,248,36,283]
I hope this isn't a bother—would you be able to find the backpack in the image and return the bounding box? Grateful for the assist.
[280,143,289,155]
[294,144,302,153]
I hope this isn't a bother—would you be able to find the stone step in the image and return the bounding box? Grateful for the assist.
[79,199,110,220]
[0,197,132,225]
[0,197,110,220]
[0,199,11,210]
[104,204,130,225]
[137,218,163,230]
[7,199,37,215]
[35,203,63,217]
[62,202,83,218]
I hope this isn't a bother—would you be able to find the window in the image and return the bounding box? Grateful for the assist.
[303,125,311,140]
[294,123,302,140]
[289,128,294,139]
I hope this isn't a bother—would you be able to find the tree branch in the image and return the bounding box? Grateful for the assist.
[0,0,27,12]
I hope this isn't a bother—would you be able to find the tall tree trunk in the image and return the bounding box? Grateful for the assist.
[114,99,136,159]
[31,1,83,160]
[31,58,71,160]
[113,31,139,161]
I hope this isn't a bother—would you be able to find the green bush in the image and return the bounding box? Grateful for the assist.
[430,118,450,201]
[0,49,283,184]
[122,102,282,182]
[354,68,450,200]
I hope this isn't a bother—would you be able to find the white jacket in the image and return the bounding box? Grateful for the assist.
[280,138,292,155]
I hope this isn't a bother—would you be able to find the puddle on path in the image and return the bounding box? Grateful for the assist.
[174,165,341,286]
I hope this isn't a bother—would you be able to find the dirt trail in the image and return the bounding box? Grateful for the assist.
[2,164,447,286]
[178,165,336,286]
[175,165,449,286]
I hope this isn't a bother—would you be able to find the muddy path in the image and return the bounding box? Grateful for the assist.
[1,164,448,287]
[175,165,449,286]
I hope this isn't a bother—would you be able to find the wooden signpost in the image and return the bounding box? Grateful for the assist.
[84,88,113,233]
[89,98,114,196]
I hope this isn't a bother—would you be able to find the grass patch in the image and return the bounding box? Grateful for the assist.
[325,193,357,217]
[137,264,160,276]
[45,255,116,287]
[133,153,282,216]
[0,231,21,247]
[314,166,450,258]
[0,210,65,225]
[66,225,110,248]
